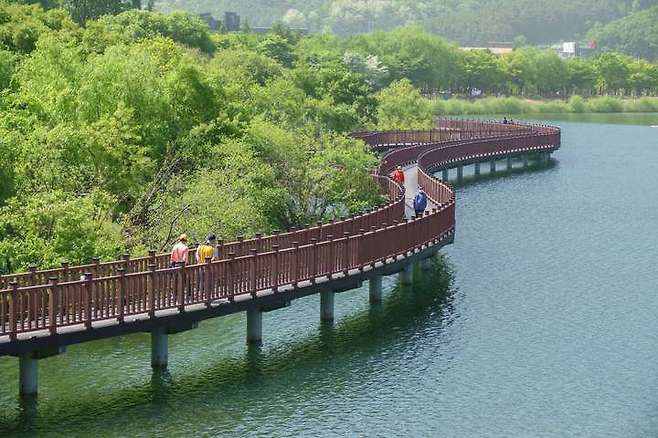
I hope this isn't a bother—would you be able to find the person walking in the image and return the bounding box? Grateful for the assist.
[170,234,189,266]
[196,234,217,263]
[392,165,405,185]
[413,187,428,217]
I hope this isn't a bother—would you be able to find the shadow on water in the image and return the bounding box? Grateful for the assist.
[1,257,455,435]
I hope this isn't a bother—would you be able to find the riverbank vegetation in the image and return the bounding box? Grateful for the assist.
[1,2,658,273]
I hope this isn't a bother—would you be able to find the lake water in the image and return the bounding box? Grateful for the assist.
[1,114,658,437]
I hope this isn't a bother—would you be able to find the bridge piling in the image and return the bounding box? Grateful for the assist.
[544,152,552,165]
[19,353,38,396]
[490,160,496,173]
[507,157,513,171]
[474,162,481,176]
[151,327,168,369]
[457,165,464,182]
[522,154,529,167]
[400,263,414,285]
[320,291,335,321]
[246,308,263,345]
[369,275,383,303]
[442,169,449,181]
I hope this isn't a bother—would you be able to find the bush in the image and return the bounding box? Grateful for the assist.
[586,96,624,112]
[568,95,586,112]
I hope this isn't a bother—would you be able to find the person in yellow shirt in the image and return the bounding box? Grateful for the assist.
[196,234,217,263]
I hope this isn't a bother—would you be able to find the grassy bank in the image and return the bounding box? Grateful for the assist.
[432,96,658,116]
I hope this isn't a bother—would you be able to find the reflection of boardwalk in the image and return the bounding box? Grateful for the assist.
[403,165,439,218]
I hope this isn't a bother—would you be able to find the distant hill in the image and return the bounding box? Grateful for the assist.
[154,0,657,44]
[588,5,658,59]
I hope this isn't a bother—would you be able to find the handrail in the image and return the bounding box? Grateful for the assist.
[0,119,561,340]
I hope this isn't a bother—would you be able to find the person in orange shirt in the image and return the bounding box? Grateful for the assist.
[391,165,405,185]
[170,234,189,266]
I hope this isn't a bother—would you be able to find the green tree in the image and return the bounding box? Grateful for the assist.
[566,58,598,95]
[595,52,631,94]
[374,79,433,129]
[0,190,125,271]
[461,49,505,94]
[95,9,215,53]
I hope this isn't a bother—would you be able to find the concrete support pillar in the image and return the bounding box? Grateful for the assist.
[544,152,551,165]
[490,160,496,173]
[441,169,449,181]
[246,308,263,345]
[507,157,513,171]
[522,154,529,167]
[369,275,383,303]
[457,165,464,182]
[19,354,38,397]
[420,257,433,271]
[151,326,168,369]
[474,162,481,176]
[320,290,335,321]
[400,262,414,285]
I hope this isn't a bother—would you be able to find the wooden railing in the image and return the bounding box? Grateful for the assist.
[0,119,560,340]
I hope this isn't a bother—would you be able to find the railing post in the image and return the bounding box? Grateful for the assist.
[216,240,223,260]
[61,261,70,282]
[47,277,58,335]
[217,239,224,259]
[148,250,156,268]
[228,252,236,302]
[204,256,213,307]
[176,262,185,312]
[292,241,300,287]
[92,257,100,278]
[28,265,37,286]
[117,268,126,323]
[250,249,258,298]
[343,231,350,275]
[272,245,279,293]
[327,234,334,278]
[83,273,93,329]
[357,229,366,271]
[121,253,130,273]
[310,238,318,284]
[237,236,244,256]
[9,282,17,341]
[148,263,156,318]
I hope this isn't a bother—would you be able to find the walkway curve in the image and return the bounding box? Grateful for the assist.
[0,119,560,356]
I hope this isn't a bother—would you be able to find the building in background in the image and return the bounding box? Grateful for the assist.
[198,11,308,34]
[555,41,597,58]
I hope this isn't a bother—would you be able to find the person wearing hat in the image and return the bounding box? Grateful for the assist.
[196,234,217,264]
[170,234,190,266]
[391,165,405,185]
[413,186,428,217]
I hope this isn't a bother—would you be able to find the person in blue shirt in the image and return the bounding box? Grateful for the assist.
[413,187,428,217]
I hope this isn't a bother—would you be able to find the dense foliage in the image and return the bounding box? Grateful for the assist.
[0,3,383,272]
[2,2,658,274]
[154,0,658,45]
[589,5,658,60]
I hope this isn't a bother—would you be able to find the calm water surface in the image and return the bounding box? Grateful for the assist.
[2,114,658,437]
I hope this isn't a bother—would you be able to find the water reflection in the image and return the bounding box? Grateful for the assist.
[1,259,453,435]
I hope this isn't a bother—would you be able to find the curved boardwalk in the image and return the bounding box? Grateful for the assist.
[0,119,560,397]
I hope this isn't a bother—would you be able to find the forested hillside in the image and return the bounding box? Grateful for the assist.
[589,5,658,60]
[154,0,657,44]
[1,2,658,274]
